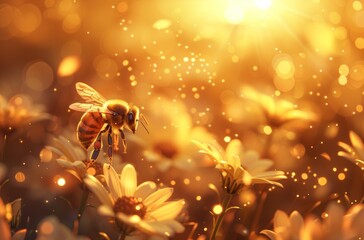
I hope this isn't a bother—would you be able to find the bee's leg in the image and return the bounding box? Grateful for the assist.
[107,127,113,165]
[90,125,109,162]
[119,129,127,153]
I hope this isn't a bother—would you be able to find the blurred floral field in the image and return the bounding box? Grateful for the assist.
[1,0,364,239]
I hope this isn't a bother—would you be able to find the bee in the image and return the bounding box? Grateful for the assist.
[69,82,149,163]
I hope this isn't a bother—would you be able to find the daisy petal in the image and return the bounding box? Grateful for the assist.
[326,202,344,230]
[259,230,280,240]
[98,205,115,217]
[148,200,184,221]
[121,164,137,197]
[143,188,173,210]
[84,175,113,207]
[273,210,290,231]
[289,211,304,235]
[349,131,364,159]
[191,140,223,162]
[157,219,185,234]
[148,220,185,236]
[12,229,27,240]
[135,181,157,201]
[103,164,122,199]
[225,139,243,168]
[116,213,157,235]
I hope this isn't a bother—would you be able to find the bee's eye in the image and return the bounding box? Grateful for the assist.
[128,113,134,121]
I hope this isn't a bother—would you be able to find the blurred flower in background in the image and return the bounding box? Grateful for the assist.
[0,0,364,239]
[136,97,215,172]
[0,94,49,135]
[338,131,364,170]
[240,86,319,133]
[35,216,89,240]
[261,202,364,240]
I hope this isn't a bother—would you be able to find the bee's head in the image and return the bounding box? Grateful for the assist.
[126,105,139,133]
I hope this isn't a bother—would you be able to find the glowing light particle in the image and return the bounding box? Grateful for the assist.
[338,75,347,85]
[117,2,128,12]
[15,171,26,183]
[339,64,349,76]
[356,105,363,112]
[87,167,96,176]
[355,37,364,49]
[40,221,54,234]
[213,205,223,215]
[275,60,294,79]
[318,177,327,186]
[40,148,53,162]
[224,136,231,143]
[57,56,80,77]
[263,125,272,135]
[353,1,362,11]
[338,173,346,180]
[122,60,129,66]
[57,178,66,187]
[153,19,171,30]
[301,173,308,180]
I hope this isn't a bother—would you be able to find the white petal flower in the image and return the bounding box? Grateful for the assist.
[85,164,185,237]
[261,203,364,240]
[338,131,364,170]
[41,134,102,181]
[193,139,286,194]
[36,216,89,240]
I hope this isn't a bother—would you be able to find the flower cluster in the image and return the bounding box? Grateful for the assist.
[260,203,364,240]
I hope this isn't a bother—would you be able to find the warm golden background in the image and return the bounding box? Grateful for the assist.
[0,0,364,239]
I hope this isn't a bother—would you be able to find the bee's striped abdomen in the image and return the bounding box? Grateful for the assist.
[77,111,105,149]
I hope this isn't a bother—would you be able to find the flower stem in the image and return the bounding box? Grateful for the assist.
[76,185,89,233]
[250,191,267,235]
[1,133,7,162]
[210,193,233,240]
[262,131,273,158]
[118,231,126,240]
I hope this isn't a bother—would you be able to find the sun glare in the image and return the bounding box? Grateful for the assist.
[254,0,272,10]
[224,1,245,24]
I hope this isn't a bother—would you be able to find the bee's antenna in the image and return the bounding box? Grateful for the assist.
[139,120,150,134]
[140,114,149,125]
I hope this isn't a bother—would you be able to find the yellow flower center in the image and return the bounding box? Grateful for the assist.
[153,141,179,159]
[113,196,147,218]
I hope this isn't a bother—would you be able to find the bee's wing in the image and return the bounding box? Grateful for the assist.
[75,82,107,104]
[69,103,114,114]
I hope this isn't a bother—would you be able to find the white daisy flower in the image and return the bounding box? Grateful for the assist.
[192,139,286,194]
[84,164,185,238]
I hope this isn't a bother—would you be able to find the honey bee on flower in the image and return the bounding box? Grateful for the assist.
[40,132,103,181]
[69,82,149,164]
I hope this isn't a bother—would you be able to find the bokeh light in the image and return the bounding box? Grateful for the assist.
[1,0,364,239]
